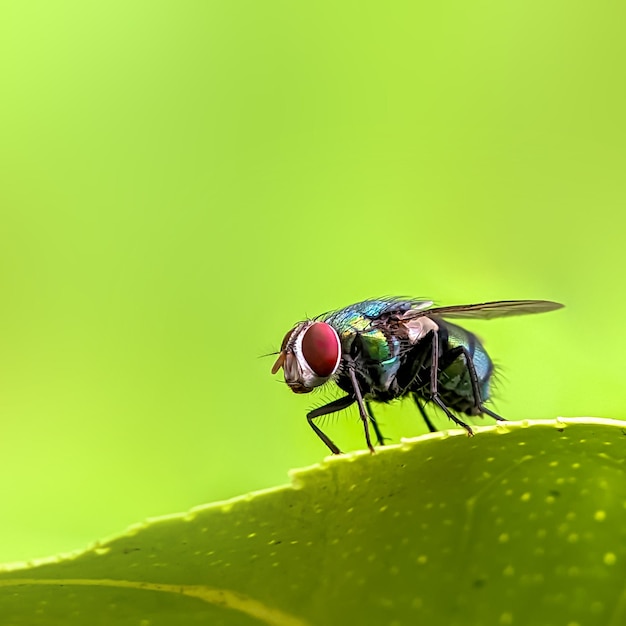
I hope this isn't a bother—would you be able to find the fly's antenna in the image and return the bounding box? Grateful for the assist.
[259,350,280,359]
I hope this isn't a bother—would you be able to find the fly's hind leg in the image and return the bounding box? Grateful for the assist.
[480,405,506,422]
[454,346,507,424]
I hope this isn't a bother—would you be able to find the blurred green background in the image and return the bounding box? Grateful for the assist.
[0,1,624,563]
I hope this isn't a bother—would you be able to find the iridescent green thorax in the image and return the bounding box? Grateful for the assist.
[322,300,402,357]
[321,299,413,336]
[322,300,408,392]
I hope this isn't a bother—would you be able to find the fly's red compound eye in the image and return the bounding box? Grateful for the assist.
[301,322,340,377]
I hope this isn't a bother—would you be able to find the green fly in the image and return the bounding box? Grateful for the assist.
[272,298,563,454]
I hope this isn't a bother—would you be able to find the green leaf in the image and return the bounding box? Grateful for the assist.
[2,418,626,626]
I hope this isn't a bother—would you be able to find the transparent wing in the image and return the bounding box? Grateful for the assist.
[403,299,564,321]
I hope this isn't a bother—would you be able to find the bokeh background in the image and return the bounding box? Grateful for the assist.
[1,1,624,563]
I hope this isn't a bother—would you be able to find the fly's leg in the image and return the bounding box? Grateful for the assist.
[429,331,475,436]
[454,346,506,423]
[306,395,355,454]
[366,401,389,446]
[412,395,438,433]
[347,366,376,454]
[481,405,506,422]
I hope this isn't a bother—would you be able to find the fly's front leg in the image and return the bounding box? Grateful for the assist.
[346,365,376,454]
[412,395,438,433]
[306,395,355,454]
[429,331,475,436]
[366,401,389,446]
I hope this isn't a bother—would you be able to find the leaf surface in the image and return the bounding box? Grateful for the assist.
[2,418,625,626]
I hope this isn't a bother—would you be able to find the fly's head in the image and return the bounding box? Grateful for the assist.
[271,321,342,393]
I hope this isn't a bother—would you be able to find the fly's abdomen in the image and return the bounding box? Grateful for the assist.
[437,321,493,414]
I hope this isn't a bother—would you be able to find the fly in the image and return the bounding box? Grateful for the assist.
[271,297,563,454]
